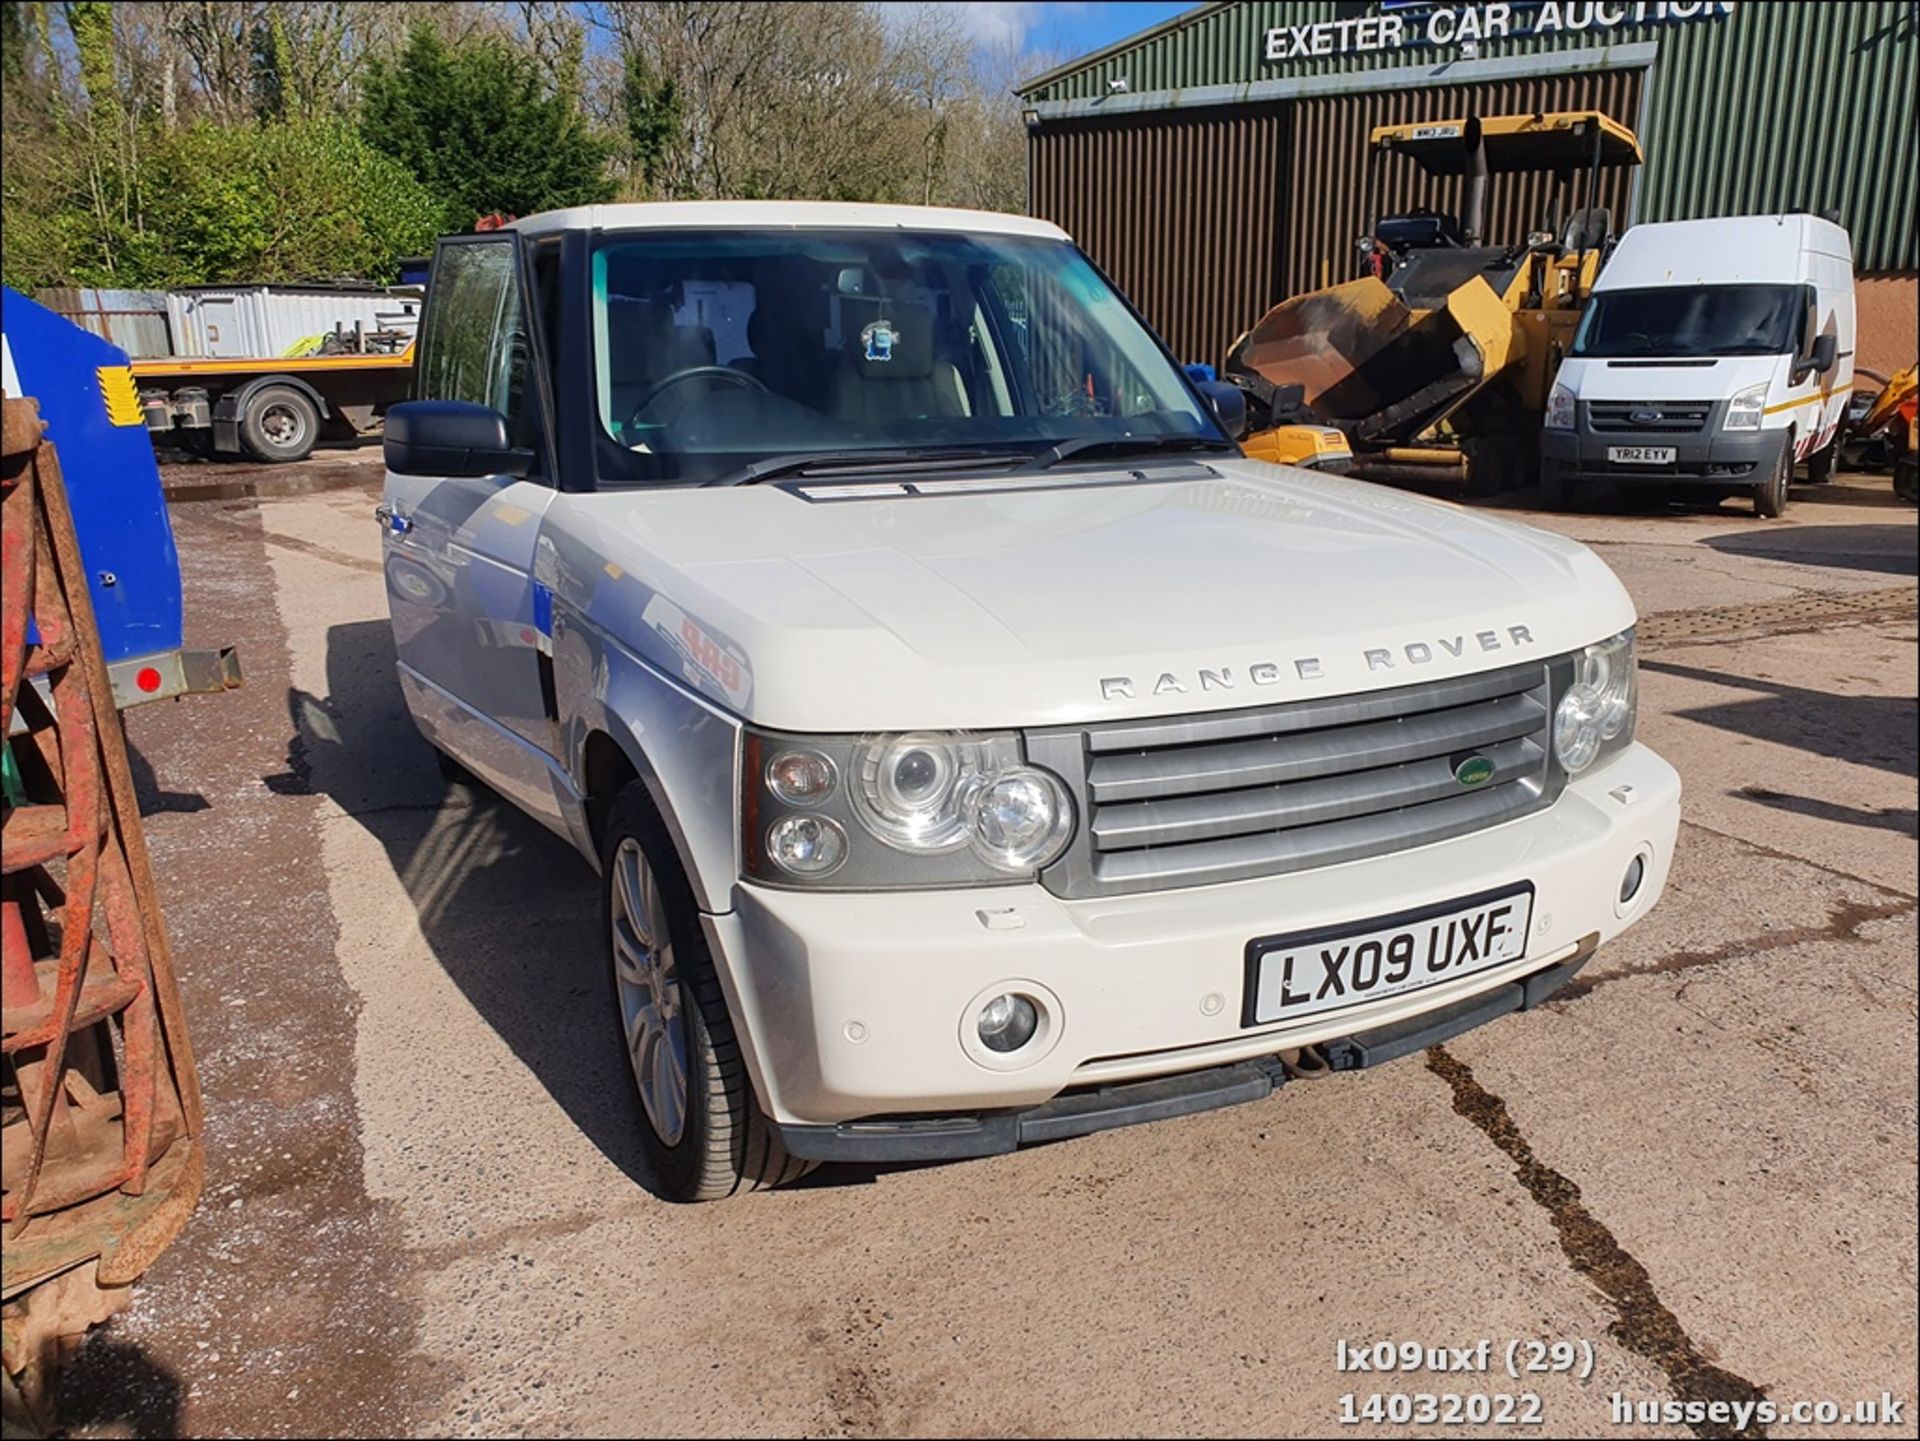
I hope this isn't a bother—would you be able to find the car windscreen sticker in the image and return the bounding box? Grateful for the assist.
[861,320,896,363]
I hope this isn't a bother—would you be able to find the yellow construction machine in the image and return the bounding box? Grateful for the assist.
[1228,111,1643,495]
[1854,364,1918,503]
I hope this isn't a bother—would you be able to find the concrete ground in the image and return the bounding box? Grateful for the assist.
[58,466,1916,1439]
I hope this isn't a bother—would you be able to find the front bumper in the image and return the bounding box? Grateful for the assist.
[1541,419,1786,488]
[773,937,1599,1162]
[705,741,1680,1142]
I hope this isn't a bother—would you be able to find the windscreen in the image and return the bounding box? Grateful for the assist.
[589,229,1218,485]
[1572,284,1807,359]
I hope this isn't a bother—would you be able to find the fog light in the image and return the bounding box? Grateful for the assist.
[977,993,1039,1053]
[1620,853,1647,905]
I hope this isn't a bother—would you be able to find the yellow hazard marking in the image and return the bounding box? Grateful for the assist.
[96,365,144,427]
[489,503,531,526]
[603,561,625,580]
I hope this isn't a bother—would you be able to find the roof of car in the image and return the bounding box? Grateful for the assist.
[508,201,1071,241]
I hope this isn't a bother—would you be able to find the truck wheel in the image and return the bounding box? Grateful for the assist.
[239,384,318,463]
[1754,441,1791,519]
[1894,457,1918,504]
[601,783,814,1202]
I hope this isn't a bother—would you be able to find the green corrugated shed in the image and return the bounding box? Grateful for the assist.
[1019,1,1918,271]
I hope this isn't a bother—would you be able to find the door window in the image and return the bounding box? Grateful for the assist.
[416,240,536,447]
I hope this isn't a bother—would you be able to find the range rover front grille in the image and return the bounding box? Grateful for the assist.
[1027,660,1565,899]
[1588,399,1713,433]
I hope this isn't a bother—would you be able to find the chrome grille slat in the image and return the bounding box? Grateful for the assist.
[1089,783,1548,891]
[1090,736,1543,849]
[1083,660,1542,753]
[1031,660,1565,899]
[1087,691,1546,803]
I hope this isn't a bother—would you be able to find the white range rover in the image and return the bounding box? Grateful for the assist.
[379,201,1679,1202]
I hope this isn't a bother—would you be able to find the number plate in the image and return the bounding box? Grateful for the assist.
[1243,883,1534,1027]
[1607,445,1677,465]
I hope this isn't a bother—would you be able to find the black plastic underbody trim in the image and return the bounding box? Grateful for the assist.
[774,933,1600,1164]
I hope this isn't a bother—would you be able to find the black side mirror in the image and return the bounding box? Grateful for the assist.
[1796,332,1838,382]
[1196,379,1248,440]
[385,400,534,479]
[1269,382,1309,427]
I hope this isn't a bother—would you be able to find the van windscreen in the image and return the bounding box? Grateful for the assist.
[1572,284,1806,359]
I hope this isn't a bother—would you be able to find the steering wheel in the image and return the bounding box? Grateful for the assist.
[629,365,768,430]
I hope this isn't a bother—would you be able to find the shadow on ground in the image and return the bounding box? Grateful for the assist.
[55,1333,185,1437]
[270,617,654,1191]
[1735,784,1918,837]
[1642,657,1919,777]
[267,618,961,1197]
[1701,523,1919,577]
[127,741,211,815]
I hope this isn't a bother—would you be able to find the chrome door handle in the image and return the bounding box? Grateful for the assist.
[375,503,413,536]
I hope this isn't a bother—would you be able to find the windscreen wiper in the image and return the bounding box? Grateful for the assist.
[1029,435,1238,470]
[707,448,1029,488]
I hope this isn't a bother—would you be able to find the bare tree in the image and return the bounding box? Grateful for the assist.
[597,1,1030,211]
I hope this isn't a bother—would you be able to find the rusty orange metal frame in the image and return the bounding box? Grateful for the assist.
[2,397,205,1422]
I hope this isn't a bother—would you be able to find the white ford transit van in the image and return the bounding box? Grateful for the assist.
[1542,214,1854,517]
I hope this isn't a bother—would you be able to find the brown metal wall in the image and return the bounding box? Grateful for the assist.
[1283,69,1645,299]
[1029,104,1290,371]
[1030,69,1643,368]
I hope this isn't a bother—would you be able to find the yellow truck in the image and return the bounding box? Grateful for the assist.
[132,346,414,465]
[43,282,424,465]
[1226,111,1642,495]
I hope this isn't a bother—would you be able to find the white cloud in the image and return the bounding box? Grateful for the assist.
[874,2,1075,54]
[944,2,1045,49]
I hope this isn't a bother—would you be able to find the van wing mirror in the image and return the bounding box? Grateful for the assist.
[1799,333,1838,380]
[385,401,534,479]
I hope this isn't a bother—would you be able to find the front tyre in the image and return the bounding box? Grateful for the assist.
[601,783,814,1202]
[1753,438,1790,519]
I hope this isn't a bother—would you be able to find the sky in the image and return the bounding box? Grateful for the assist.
[889,2,1198,80]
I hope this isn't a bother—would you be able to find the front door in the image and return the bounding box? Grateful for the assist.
[382,233,563,821]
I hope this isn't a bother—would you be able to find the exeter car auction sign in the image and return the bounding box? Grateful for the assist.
[1264,0,1734,62]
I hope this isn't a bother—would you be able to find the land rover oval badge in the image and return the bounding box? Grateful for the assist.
[1453,754,1496,788]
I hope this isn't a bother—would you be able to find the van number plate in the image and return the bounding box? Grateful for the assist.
[1608,445,1676,464]
[1243,883,1534,1027]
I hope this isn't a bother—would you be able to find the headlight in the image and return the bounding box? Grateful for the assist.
[743,728,1075,887]
[1724,382,1768,431]
[850,732,998,851]
[1553,629,1638,775]
[968,768,1074,871]
[1544,381,1577,431]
